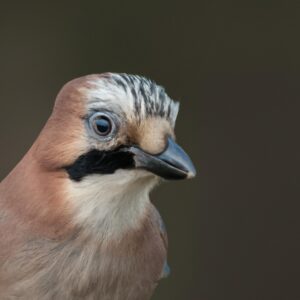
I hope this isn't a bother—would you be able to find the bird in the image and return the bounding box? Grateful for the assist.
[0,73,196,300]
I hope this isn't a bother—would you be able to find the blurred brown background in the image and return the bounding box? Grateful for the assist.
[0,1,299,299]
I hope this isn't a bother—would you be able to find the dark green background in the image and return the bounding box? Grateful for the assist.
[0,1,299,299]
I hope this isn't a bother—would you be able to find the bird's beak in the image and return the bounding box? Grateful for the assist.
[125,137,196,180]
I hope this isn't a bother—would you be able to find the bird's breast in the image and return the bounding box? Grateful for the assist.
[67,206,167,299]
[1,204,167,300]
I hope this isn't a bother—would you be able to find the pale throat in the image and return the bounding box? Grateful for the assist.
[67,169,159,238]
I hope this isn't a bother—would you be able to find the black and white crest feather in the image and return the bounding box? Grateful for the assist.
[85,73,180,127]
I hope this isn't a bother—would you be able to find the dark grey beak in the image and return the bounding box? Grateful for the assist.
[126,137,196,180]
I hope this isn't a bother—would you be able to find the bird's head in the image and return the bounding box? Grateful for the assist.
[36,73,195,184]
[29,73,196,233]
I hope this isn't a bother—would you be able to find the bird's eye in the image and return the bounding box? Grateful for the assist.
[92,114,113,136]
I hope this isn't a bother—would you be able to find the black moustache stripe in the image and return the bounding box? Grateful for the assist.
[65,148,135,182]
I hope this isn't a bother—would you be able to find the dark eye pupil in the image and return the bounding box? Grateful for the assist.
[95,117,111,135]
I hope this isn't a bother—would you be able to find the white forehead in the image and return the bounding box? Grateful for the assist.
[82,73,180,127]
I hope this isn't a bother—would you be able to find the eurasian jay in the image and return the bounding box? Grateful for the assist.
[0,73,196,300]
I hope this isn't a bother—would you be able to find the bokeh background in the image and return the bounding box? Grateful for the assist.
[0,1,299,299]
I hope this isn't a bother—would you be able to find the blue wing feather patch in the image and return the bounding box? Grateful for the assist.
[160,261,171,279]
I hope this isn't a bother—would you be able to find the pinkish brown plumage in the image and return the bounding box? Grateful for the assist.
[0,73,195,299]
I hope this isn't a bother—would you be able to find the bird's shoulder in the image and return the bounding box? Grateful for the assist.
[149,204,168,249]
[149,204,170,279]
